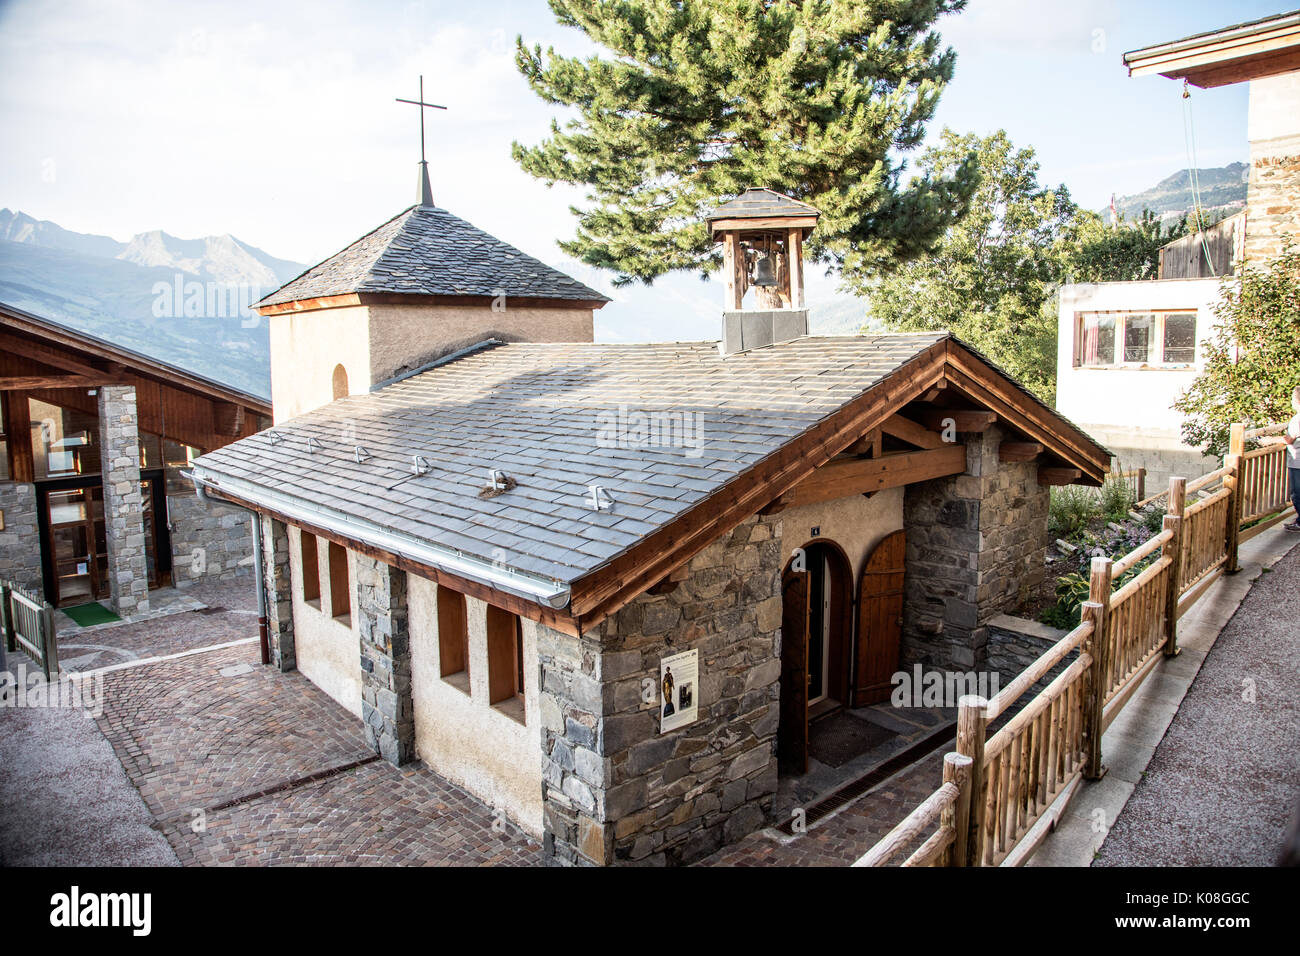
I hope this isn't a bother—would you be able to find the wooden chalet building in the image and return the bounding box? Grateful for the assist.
[187,188,1109,865]
[0,302,271,613]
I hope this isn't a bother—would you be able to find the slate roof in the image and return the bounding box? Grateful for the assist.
[191,333,947,587]
[257,205,610,308]
[707,187,821,223]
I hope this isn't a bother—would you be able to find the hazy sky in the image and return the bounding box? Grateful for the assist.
[0,0,1282,334]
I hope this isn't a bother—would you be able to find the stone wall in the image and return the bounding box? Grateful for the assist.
[539,513,784,866]
[1245,151,1300,263]
[355,554,415,766]
[97,386,149,616]
[0,482,40,589]
[167,490,255,586]
[986,613,1074,698]
[901,427,1049,672]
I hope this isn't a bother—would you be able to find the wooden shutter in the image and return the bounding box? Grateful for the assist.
[854,530,905,706]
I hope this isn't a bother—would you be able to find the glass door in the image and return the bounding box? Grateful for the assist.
[47,486,107,606]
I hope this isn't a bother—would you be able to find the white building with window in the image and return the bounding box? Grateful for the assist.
[1055,277,1224,491]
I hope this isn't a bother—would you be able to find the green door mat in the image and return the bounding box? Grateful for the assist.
[62,602,122,626]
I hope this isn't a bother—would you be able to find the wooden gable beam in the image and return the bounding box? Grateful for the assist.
[0,330,119,380]
[1038,467,1082,486]
[999,441,1044,463]
[912,405,997,433]
[0,374,110,391]
[880,413,945,450]
[942,343,1107,482]
[774,445,967,510]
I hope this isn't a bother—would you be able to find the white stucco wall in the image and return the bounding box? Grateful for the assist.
[1248,70,1300,158]
[779,485,904,580]
[288,531,363,718]
[407,575,544,838]
[1055,279,1224,437]
[268,300,596,423]
[269,305,372,422]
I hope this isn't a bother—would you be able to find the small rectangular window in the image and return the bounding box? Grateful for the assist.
[1077,313,1116,367]
[327,542,351,624]
[487,605,525,723]
[437,586,470,691]
[1162,313,1196,364]
[299,529,320,606]
[1123,314,1154,363]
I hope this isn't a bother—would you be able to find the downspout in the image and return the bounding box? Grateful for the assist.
[194,476,270,666]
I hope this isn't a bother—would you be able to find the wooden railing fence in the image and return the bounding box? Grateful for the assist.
[1,579,59,680]
[856,421,1295,866]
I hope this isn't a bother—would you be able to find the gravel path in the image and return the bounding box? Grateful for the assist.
[1094,543,1300,866]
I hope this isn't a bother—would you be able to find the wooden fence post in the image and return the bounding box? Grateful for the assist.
[1136,468,1146,502]
[41,602,59,680]
[1225,423,1246,573]
[941,751,973,866]
[1161,512,1183,657]
[1082,556,1113,780]
[1,581,13,653]
[956,694,989,866]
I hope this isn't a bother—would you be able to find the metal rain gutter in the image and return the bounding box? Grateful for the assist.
[185,468,572,611]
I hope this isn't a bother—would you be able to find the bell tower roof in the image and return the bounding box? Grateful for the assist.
[706,187,820,237]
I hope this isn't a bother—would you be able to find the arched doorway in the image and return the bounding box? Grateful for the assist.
[331,364,349,400]
[778,539,853,775]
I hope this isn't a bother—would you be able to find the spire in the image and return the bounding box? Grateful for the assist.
[396,75,446,209]
[418,160,434,208]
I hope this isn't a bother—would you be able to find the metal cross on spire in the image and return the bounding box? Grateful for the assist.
[396,75,447,207]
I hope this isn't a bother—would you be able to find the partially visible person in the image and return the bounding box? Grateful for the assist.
[1284,385,1300,532]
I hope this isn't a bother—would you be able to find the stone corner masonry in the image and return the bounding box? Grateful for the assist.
[97,386,149,617]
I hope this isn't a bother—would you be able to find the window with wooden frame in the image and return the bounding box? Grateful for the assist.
[486,604,525,723]
[298,529,320,607]
[437,586,470,692]
[327,542,351,624]
[1074,311,1198,368]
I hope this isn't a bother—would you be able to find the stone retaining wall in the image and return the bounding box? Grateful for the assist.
[0,482,40,589]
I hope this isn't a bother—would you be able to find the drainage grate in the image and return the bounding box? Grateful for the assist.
[776,721,957,835]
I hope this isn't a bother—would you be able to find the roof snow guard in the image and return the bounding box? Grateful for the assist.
[188,333,1109,633]
[256,205,610,309]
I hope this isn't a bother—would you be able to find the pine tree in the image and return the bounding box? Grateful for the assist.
[513,0,977,285]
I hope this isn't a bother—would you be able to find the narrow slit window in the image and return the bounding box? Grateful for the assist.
[487,604,525,722]
[327,542,351,623]
[299,529,320,606]
[437,586,470,689]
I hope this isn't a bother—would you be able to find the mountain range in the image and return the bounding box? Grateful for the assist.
[1105,162,1248,224]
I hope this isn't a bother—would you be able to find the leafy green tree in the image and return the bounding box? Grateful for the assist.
[1174,243,1300,455]
[1065,209,1188,283]
[513,0,978,285]
[853,129,1077,401]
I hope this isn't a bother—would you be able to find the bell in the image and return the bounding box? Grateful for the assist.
[752,253,777,287]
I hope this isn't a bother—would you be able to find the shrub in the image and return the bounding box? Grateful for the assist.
[1048,484,1098,538]
[1098,470,1135,522]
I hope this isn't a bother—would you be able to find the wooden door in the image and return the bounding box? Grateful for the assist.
[854,530,905,706]
[778,565,810,774]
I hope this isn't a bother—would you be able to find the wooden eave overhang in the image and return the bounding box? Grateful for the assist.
[1124,11,1300,88]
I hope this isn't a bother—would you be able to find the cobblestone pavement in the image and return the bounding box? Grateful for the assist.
[55,579,262,672]
[701,747,947,866]
[92,639,539,865]
[1093,543,1300,866]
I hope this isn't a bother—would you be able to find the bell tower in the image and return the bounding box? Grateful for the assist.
[706,187,820,353]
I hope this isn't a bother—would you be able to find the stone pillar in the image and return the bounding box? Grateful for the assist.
[901,426,1048,672]
[97,386,149,616]
[539,514,784,866]
[355,555,414,765]
[261,517,296,671]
